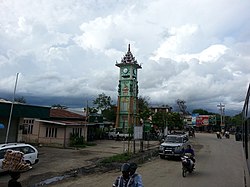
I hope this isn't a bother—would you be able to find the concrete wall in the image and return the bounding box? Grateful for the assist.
[20,119,88,148]
[0,117,19,143]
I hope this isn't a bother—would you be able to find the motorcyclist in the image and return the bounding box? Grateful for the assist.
[225,131,230,138]
[184,145,195,168]
[113,163,132,187]
[216,131,222,139]
[129,162,144,187]
[188,128,195,137]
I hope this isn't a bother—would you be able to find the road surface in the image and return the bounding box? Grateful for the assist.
[49,133,247,187]
[0,133,247,187]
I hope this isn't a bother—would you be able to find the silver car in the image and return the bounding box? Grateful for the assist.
[0,143,39,172]
[159,134,189,159]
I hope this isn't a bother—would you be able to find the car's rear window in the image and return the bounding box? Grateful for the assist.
[0,146,35,159]
[0,149,7,159]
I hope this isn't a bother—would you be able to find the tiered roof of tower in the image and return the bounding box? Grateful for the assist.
[116,44,142,68]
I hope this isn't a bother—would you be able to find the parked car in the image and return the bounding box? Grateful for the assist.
[159,134,189,159]
[0,143,39,172]
[107,128,131,140]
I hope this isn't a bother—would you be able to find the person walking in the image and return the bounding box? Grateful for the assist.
[113,163,132,187]
[129,162,144,187]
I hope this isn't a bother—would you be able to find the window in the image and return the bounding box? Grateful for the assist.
[28,125,33,134]
[73,128,82,137]
[22,121,33,134]
[45,127,58,138]
[0,149,7,159]
[22,124,28,134]
[13,146,35,154]
[24,146,35,154]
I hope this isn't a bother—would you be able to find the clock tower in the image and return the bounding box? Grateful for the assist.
[115,44,142,132]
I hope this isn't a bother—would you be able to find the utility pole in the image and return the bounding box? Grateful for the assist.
[5,73,19,144]
[217,103,225,128]
[84,100,89,142]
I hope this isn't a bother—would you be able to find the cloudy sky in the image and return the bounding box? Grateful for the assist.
[0,0,249,115]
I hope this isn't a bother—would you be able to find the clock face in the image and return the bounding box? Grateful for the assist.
[123,68,128,74]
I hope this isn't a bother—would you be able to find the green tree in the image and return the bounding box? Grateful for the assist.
[166,112,183,130]
[92,93,115,122]
[87,107,98,114]
[152,111,184,131]
[232,112,243,126]
[138,96,151,122]
[152,111,166,130]
[102,104,116,122]
[192,109,209,115]
[93,93,112,111]
[227,112,242,128]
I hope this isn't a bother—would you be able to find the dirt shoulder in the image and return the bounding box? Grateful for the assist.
[0,140,159,187]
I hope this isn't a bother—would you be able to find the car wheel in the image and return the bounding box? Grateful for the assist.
[160,155,165,159]
[25,160,32,165]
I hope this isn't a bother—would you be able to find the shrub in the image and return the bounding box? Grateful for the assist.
[69,133,85,146]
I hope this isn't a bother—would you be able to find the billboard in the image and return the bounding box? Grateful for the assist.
[192,113,199,126]
[196,115,209,127]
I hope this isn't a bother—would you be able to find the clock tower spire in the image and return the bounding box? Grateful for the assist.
[115,44,142,132]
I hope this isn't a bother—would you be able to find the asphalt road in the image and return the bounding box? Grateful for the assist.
[49,133,247,187]
[0,133,247,187]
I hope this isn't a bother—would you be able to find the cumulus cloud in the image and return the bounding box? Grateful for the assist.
[0,0,250,115]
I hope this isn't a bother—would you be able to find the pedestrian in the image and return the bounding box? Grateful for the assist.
[129,162,144,187]
[8,171,22,187]
[113,163,132,187]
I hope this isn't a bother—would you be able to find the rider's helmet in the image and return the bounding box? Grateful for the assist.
[121,163,130,172]
[130,162,137,171]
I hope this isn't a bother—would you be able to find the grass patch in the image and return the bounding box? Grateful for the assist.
[101,153,133,163]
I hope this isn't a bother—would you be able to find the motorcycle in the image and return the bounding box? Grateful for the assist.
[181,153,195,177]
[216,132,222,139]
[225,131,230,139]
[188,130,195,138]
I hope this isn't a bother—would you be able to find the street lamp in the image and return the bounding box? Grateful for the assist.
[5,73,20,144]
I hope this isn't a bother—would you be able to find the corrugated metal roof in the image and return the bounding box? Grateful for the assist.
[50,109,85,119]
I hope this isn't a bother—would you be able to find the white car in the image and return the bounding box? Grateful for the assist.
[0,143,39,172]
